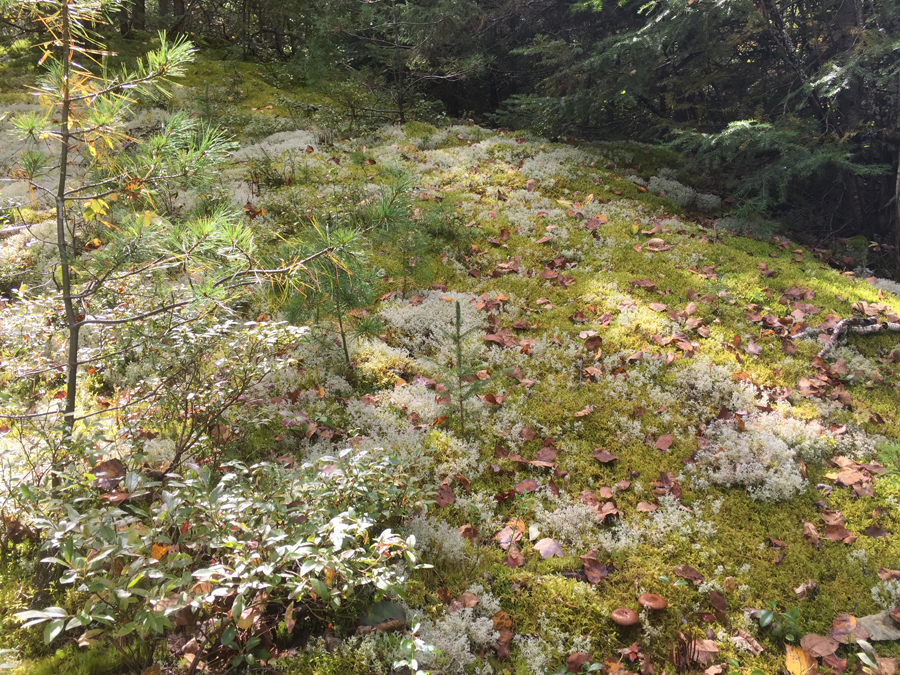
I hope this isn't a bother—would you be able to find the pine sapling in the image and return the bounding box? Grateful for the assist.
[431,300,489,437]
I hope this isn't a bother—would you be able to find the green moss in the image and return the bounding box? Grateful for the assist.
[403,121,439,139]
[4,59,900,672]
[279,646,397,675]
[13,645,124,675]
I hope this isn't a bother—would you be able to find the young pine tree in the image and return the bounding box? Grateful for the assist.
[283,219,380,367]
[0,1,250,461]
[433,300,488,437]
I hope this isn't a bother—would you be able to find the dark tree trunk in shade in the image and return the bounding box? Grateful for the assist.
[132,0,145,30]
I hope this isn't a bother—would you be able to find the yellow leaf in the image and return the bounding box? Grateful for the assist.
[150,543,169,560]
[505,518,526,533]
[237,607,260,630]
[325,567,335,587]
[584,194,594,206]
[191,580,212,595]
[284,601,295,632]
[785,645,817,675]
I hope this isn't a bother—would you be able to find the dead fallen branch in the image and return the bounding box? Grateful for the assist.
[789,317,900,358]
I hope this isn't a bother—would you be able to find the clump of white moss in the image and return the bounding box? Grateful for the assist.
[689,410,834,501]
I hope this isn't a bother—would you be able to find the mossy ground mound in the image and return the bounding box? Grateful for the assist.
[3,51,900,675]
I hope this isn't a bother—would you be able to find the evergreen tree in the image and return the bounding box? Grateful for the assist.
[0,1,249,461]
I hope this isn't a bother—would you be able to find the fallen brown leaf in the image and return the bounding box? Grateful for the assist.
[534,538,564,559]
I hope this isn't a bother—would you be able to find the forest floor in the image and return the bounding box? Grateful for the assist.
[2,38,900,675]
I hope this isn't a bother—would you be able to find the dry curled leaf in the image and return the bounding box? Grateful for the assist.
[731,629,763,655]
[566,653,592,673]
[515,478,539,494]
[505,544,525,568]
[448,591,479,613]
[800,634,838,658]
[690,639,718,665]
[434,483,455,507]
[709,590,726,612]
[591,449,620,463]
[829,613,869,643]
[495,518,526,550]
[673,564,704,584]
[92,458,125,491]
[802,521,820,546]
[655,434,673,450]
[878,567,900,581]
[794,580,817,599]
[579,550,609,584]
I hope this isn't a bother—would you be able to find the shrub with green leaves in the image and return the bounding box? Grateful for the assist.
[15,449,430,668]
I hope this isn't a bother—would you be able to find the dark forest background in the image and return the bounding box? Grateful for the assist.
[5,0,900,275]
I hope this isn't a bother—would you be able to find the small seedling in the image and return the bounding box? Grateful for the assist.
[659,575,690,587]
[427,300,489,437]
[757,602,801,643]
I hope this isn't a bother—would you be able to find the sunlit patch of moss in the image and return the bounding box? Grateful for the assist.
[12,645,124,675]
[277,646,382,675]
[262,123,900,673]
[8,86,900,673]
[353,339,414,389]
[402,121,438,140]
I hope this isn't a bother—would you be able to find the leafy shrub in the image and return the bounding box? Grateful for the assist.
[15,449,430,668]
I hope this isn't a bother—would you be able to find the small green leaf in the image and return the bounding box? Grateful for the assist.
[43,619,64,644]
[14,610,51,622]
[115,622,137,638]
[858,652,877,668]
[310,578,330,599]
[231,595,245,623]
[221,626,237,647]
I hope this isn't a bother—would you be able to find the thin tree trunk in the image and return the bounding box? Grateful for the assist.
[333,264,351,366]
[133,0,145,31]
[335,301,350,366]
[393,0,405,123]
[894,150,900,276]
[57,0,79,436]
[119,1,131,36]
[159,0,170,17]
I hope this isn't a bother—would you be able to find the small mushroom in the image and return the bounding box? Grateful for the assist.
[638,593,667,610]
[611,607,639,626]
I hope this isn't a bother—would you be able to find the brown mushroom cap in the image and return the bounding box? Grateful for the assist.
[611,607,639,626]
[638,593,667,610]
